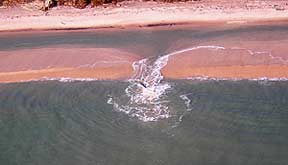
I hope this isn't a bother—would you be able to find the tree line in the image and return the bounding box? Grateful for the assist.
[0,0,201,9]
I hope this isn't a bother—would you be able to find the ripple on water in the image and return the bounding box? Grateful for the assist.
[108,45,245,122]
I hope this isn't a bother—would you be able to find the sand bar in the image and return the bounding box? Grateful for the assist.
[1,43,288,82]
[0,47,140,82]
[162,39,288,79]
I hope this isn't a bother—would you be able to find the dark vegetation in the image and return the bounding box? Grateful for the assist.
[1,0,34,6]
[55,0,119,8]
[0,0,201,8]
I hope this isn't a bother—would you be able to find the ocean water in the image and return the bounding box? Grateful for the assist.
[1,23,288,164]
[1,80,288,165]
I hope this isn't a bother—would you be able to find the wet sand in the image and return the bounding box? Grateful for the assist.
[162,65,288,80]
[0,47,140,82]
[0,66,134,82]
[162,38,288,79]
[1,44,288,82]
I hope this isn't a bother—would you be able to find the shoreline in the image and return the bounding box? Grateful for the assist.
[2,65,288,83]
[1,1,288,83]
[0,47,140,83]
[1,1,288,32]
[1,46,288,83]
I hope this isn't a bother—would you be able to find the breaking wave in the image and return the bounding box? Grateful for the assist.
[107,45,288,122]
[14,77,98,83]
[107,46,225,122]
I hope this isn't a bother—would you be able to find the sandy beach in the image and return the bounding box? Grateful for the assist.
[162,38,288,79]
[0,47,140,82]
[1,0,288,82]
[0,0,288,32]
[1,41,288,82]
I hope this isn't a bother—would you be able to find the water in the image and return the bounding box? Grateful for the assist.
[1,80,288,164]
[1,24,288,164]
[108,46,228,121]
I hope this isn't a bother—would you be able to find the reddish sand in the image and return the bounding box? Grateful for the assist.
[1,44,288,82]
[1,1,288,32]
[0,47,140,82]
[162,43,288,79]
[162,65,288,79]
[0,66,134,82]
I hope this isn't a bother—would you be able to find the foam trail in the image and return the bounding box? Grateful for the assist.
[40,77,98,82]
[108,45,225,122]
[183,47,288,81]
[164,45,225,57]
[229,47,288,64]
[169,93,193,128]
[179,94,193,111]
[109,44,288,122]
[11,77,98,83]
[171,93,192,129]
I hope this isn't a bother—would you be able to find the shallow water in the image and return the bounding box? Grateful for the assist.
[1,23,288,164]
[1,80,288,164]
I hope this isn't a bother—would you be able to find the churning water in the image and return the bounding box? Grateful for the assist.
[108,45,288,122]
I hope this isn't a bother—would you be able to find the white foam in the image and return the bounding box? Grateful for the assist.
[228,47,288,65]
[108,45,227,122]
[186,76,288,81]
[164,45,225,58]
[250,77,288,81]
[9,77,97,83]
[40,77,97,82]
[108,54,172,121]
[186,76,241,81]
[179,94,193,111]
[108,45,288,122]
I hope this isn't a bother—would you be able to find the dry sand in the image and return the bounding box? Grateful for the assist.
[0,0,288,31]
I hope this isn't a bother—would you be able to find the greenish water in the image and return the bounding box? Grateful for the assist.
[1,24,288,54]
[0,80,288,165]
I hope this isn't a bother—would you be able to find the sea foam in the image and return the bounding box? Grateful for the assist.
[108,45,227,122]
